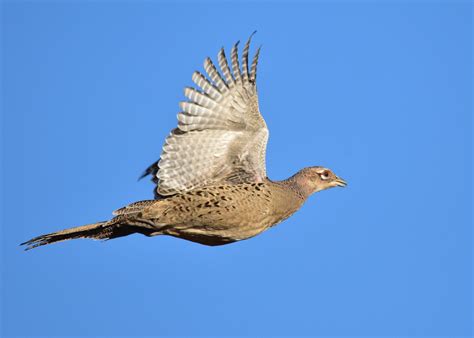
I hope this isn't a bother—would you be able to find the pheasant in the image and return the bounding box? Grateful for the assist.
[21,34,346,250]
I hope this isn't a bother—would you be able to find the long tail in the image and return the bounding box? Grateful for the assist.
[20,216,158,251]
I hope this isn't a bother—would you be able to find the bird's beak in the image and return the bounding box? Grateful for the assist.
[334,176,347,187]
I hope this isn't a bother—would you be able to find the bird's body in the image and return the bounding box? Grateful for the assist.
[22,34,346,250]
[136,179,305,245]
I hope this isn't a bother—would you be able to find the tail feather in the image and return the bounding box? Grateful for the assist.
[20,217,158,251]
[20,222,110,250]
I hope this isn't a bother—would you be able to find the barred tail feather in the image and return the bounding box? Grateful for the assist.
[20,217,158,251]
[20,222,108,250]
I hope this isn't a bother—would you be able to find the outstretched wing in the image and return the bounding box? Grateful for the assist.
[143,34,268,197]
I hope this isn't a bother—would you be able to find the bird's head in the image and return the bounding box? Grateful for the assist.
[294,166,347,196]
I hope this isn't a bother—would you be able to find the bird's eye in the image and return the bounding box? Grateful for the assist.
[320,171,330,180]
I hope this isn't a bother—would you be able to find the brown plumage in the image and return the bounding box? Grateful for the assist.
[21,34,346,251]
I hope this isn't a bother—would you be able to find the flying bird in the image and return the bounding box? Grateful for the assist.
[21,34,346,250]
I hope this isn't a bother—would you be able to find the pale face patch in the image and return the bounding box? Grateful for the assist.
[316,168,332,181]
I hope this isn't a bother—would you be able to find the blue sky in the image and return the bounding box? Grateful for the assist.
[1,1,472,337]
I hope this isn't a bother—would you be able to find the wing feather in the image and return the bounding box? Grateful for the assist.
[144,34,268,197]
[191,71,222,100]
[231,42,242,85]
[242,34,252,83]
[250,46,261,83]
[204,58,228,93]
[218,48,235,87]
[183,87,218,110]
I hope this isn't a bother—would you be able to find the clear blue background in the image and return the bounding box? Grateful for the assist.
[1,1,472,337]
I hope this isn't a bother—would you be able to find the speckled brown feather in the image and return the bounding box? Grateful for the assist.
[139,180,306,245]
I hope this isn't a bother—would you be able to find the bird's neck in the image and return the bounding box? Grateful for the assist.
[275,172,314,200]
